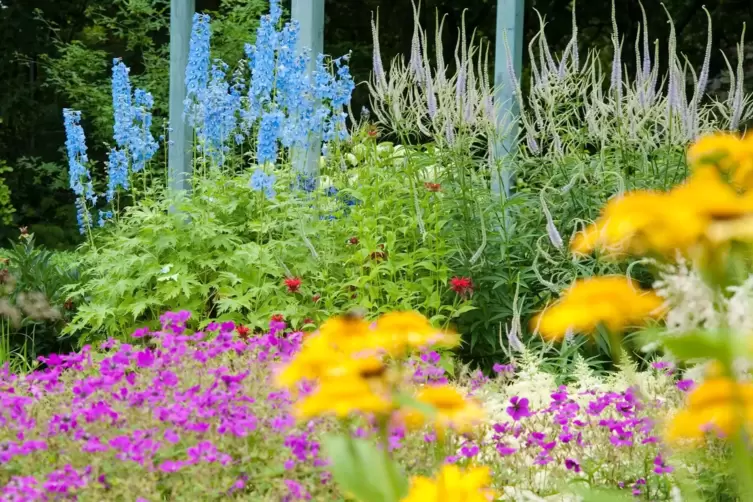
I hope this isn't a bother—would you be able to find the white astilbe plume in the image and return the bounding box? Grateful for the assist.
[609,0,622,115]
[501,281,525,354]
[518,0,752,157]
[370,12,387,91]
[368,1,500,159]
[653,257,719,333]
[540,189,563,249]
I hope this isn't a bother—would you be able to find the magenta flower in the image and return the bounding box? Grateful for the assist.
[496,444,516,456]
[506,396,532,421]
[492,363,515,374]
[565,458,581,473]
[676,379,694,392]
[653,454,673,474]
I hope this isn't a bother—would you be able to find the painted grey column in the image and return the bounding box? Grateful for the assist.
[292,0,325,180]
[493,0,524,197]
[168,0,195,193]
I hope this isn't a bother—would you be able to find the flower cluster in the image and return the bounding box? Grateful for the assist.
[249,167,276,199]
[0,312,331,500]
[536,131,753,480]
[184,0,356,167]
[1,308,719,500]
[64,59,159,234]
[62,109,96,234]
[532,276,665,341]
[572,132,753,258]
[108,59,158,196]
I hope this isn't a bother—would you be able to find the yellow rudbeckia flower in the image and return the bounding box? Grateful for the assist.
[401,384,485,434]
[532,276,665,340]
[294,372,393,419]
[666,377,753,444]
[570,190,705,257]
[687,132,753,190]
[374,311,460,356]
[401,465,495,502]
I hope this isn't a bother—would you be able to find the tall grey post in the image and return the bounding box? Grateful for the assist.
[292,0,325,180]
[168,0,195,193]
[493,0,524,197]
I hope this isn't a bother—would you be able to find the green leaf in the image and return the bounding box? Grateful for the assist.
[661,330,729,363]
[323,435,408,502]
[394,391,437,418]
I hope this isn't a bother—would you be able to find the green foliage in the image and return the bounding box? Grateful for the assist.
[66,135,472,342]
[324,435,408,502]
[0,161,15,226]
[0,235,79,372]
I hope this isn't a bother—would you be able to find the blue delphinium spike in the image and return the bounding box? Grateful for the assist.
[185,13,212,122]
[112,59,133,148]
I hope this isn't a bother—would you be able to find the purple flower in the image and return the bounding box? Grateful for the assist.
[506,396,532,421]
[653,454,673,475]
[493,363,515,375]
[551,386,568,402]
[158,460,186,473]
[496,444,516,456]
[136,350,155,368]
[565,458,581,473]
[651,361,672,370]
[460,444,479,457]
[676,379,694,392]
[284,479,310,501]
[534,452,553,465]
[609,427,634,447]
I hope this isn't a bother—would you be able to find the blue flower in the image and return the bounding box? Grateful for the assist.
[106,148,129,202]
[245,13,278,124]
[98,210,114,227]
[257,110,284,165]
[269,0,282,24]
[131,88,159,172]
[294,174,317,193]
[249,168,276,200]
[325,186,338,197]
[75,199,90,235]
[63,109,97,235]
[195,62,241,165]
[111,59,133,148]
[185,13,212,121]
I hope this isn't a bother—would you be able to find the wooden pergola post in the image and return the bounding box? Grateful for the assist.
[493,0,525,197]
[291,0,325,179]
[168,0,195,193]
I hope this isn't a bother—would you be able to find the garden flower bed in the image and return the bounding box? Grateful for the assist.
[0,310,721,501]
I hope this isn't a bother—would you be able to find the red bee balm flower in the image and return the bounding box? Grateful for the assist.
[450,276,473,297]
[349,237,359,245]
[271,314,285,323]
[236,325,250,340]
[424,182,441,192]
[284,277,302,293]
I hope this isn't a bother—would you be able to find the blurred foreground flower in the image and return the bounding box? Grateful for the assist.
[573,132,753,258]
[666,377,753,443]
[532,276,664,341]
[277,311,459,416]
[400,385,485,435]
[401,465,495,502]
[687,132,753,189]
